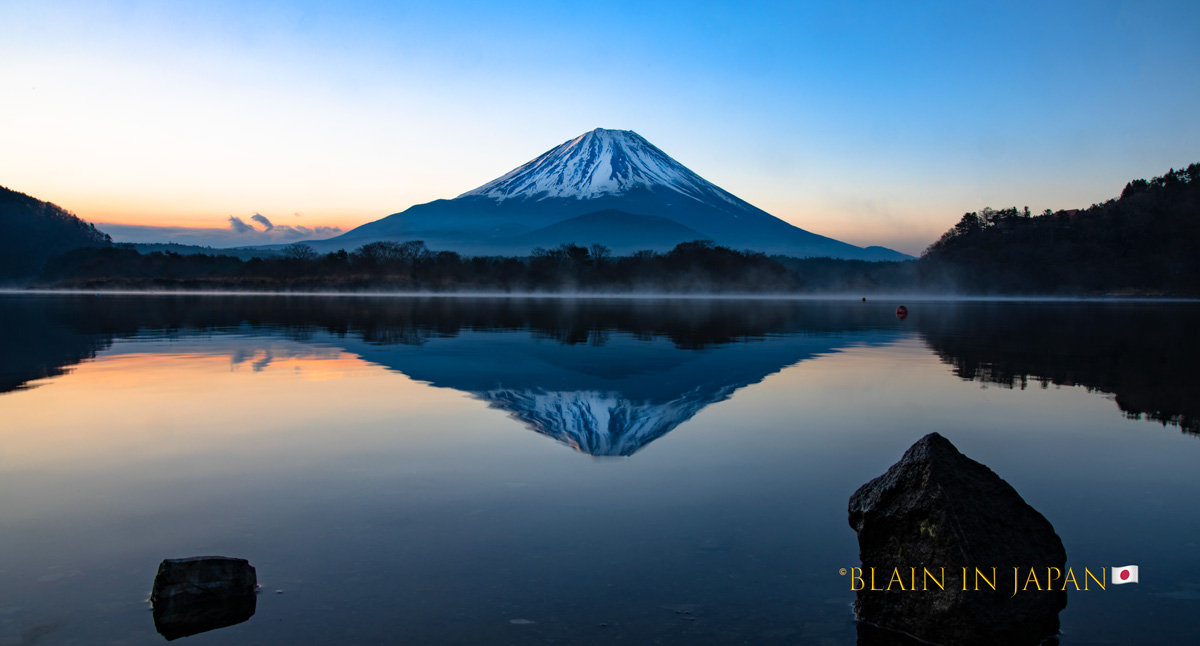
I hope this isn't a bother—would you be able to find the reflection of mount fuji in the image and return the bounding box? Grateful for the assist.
[340,331,885,456]
[1,295,901,456]
[7,295,1199,451]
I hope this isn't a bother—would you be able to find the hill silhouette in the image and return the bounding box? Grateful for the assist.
[0,185,110,280]
[919,163,1200,294]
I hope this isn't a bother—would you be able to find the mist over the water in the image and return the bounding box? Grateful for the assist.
[4,293,1198,437]
[2,293,1199,644]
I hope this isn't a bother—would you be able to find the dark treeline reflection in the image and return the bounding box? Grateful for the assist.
[1,297,115,392]
[916,301,1200,435]
[1,294,908,456]
[0,293,903,363]
[4,295,1199,439]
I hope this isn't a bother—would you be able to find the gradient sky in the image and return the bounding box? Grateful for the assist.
[2,0,1198,254]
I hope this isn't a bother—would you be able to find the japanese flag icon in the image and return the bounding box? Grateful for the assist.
[1112,565,1139,585]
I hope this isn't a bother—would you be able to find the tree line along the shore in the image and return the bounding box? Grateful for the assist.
[7,163,1199,295]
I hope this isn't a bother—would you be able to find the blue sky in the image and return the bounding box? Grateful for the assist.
[1,0,1197,253]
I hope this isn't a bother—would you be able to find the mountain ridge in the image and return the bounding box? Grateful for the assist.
[324,128,909,260]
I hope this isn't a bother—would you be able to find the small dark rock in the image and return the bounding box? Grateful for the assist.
[150,556,257,640]
[848,433,1066,646]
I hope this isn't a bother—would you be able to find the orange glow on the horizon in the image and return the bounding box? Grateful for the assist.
[45,194,375,233]
[67,192,939,255]
[0,345,485,474]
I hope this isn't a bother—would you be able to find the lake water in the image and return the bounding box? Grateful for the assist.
[1,294,1198,644]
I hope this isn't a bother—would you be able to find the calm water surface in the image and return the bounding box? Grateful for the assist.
[1,294,1198,644]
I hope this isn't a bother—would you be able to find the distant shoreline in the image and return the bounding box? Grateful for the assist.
[3,288,1198,303]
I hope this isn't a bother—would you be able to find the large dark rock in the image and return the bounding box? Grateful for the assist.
[151,556,257,640]
[848,433,1067,646]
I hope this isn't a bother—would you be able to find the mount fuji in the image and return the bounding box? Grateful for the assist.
[322,128,907,260]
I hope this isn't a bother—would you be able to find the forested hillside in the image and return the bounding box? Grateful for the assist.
[920,164,1200,294]
[0,185,111,280]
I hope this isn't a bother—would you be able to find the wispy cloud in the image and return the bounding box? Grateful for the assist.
[250,213,275,231]
[100,216,344,248]
[228,216,255,234]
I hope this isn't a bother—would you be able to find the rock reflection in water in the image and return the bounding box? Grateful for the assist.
[150,556,257,640]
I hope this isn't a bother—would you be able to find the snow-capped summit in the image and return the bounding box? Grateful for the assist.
[459,128,739,207]
[323,128,911,260]
[484,387,723,457]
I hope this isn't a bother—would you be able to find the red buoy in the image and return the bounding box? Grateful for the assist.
[895,305,909,320]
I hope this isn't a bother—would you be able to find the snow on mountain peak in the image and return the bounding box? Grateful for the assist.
[458,128,740,206]
[484,386,729,457]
